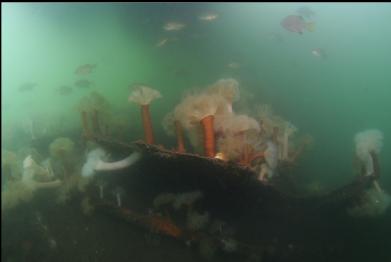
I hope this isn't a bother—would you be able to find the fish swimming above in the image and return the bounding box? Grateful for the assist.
[156,38,169,47]
[75,79,94,89]
[198,12,219,22]
[75,64,96,75]
[18,82,37,92]
[281,15,315,34]
[163,21,186,31]
[57,85,73,95]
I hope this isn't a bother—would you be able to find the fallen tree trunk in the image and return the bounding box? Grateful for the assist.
[92,136,377,214]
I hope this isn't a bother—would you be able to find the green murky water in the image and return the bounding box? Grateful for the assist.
[2,3,391,262]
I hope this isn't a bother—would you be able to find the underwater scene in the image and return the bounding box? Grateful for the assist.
[2,2,391,262]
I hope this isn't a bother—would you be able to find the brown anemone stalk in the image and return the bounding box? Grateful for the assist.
[128,85,162,145]
[174,120,185,153]
[81,111,92,139]
[141,104,154,144]
[239,143,252,165]
[92,109,100,135]
[200,115,216,158]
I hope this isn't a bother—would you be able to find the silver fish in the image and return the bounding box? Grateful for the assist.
[311,48,327,59]
[198,12,219,22]
[156,38,169,47]
[163,21,186,31]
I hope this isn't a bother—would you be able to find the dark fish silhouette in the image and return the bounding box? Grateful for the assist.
[57,85,73,95]
[19,82,37,92]
[75,64,96,75]
[281,15,315,34]
[75,79,94,89]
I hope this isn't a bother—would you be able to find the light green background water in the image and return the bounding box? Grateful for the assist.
[2,3,391,189]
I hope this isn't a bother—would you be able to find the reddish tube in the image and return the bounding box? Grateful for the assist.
[175,121,185,153]
[141,104,155,144]
[200,115,216,157]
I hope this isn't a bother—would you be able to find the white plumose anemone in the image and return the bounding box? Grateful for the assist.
[354,129,383,176]
[82,148,141,177]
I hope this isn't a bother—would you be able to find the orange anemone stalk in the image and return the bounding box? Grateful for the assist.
[128,85,161,145]
[141,104,155,144]
[200,115,216,157]
[175,120,185,153]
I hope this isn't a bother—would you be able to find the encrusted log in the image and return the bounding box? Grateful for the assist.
[92,136,379,213]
